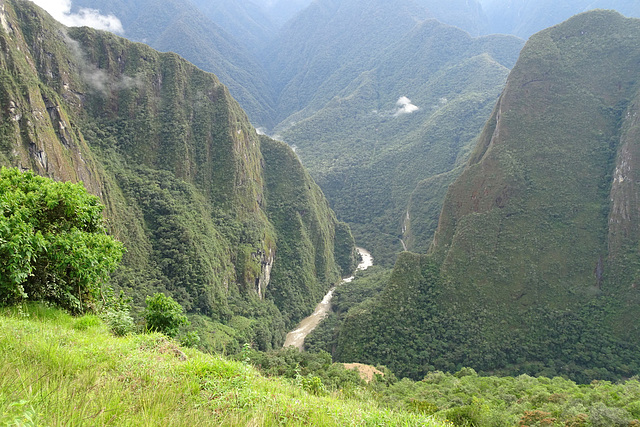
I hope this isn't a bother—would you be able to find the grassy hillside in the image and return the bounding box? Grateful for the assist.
[0,305,446,426]
[0,0,354,352]
[4,305,640,426]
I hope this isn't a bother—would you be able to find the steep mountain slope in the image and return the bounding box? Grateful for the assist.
[280,18,524,264]
[267,0,490,126]
[480,0,640,38]
[0,0,355,350]
[189,0,275,56]
[331,10,640,381]
[71,0,276,127]
[253,0,314,27]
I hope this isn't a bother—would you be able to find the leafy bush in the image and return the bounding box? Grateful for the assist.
[104,309,134,337]
[99,287,135,336]
[144,293,189,337]
[0,167,123,313]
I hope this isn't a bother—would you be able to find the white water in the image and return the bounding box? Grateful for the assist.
[283,247,373,349]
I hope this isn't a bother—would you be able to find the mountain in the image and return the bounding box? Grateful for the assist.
[267,0,491,125]
[326,10,640,382]
[480,0,640,38]
[278,16,524,264]
[71,0,276,127]
[0,0,355,351]
[252,0,314,27]
[188,0,276,56]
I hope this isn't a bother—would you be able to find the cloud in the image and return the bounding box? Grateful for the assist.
[394,96,420,116]
[31,0,123,34]
[62,31,141,95]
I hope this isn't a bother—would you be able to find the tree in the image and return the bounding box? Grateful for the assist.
[144,292,189,337]
[0,167,123,313]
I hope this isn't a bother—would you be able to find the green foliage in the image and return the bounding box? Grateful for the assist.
[239,346,365,392]
[0,308,446,426]
[281,20,523,265]
[144,292,189,338]
[0,167,123,313]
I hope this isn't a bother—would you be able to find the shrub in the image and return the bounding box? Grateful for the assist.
[144,293,189,337]
[104,309,134,336]
[0,167,123,313]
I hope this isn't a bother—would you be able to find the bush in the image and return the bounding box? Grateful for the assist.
[144,293,189,337]
[0,167,123,313]
[104,309,134,336]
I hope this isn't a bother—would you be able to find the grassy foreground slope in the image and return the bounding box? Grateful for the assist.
[0,306,445,427]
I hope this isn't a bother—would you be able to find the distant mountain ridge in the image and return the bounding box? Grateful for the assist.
[480,0,640,38]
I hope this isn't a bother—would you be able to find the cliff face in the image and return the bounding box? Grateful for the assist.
[431,10,640,314]
[0,0,355,349]
[334,11,640,381]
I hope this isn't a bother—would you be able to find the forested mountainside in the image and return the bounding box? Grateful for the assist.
[313,10,640,382]
[67,0,521,265]
[265,0,491,125]
[188,0,275,56]
[279,19,524,264]
[480,0,640,38]
[71,0,277,127]
[0,0,356,351]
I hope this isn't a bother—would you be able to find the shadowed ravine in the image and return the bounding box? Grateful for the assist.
[283,248,373,350]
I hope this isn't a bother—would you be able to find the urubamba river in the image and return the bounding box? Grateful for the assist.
[283,247,373,349]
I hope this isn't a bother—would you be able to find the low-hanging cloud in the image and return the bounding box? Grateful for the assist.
[394,96,420,116]
[31,0,123,34]
[63,31,142,95]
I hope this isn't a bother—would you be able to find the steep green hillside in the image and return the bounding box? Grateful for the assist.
[281,19,523,264]
[72,0,276,127]
[0,0,354,351]
[326,10,640,381]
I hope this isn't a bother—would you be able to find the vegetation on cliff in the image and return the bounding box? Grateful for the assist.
[0,0,354,352]
[311,10,640,383]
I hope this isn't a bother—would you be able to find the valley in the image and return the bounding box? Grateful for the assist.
[3,0,640,424]
[284,247,373,349]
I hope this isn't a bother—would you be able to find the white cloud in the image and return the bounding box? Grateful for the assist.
[394,96,420,116]
[31,0,123,34]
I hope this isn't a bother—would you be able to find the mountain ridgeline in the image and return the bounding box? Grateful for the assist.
[320,10,640,382]
[0,0,356,351]
[271,1,524,265]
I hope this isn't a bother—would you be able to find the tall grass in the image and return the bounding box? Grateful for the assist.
[0,305,447,426]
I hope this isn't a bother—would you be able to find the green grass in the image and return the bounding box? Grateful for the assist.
[0,305,447,426]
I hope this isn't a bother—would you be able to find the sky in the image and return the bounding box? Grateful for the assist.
[30,0,123,33]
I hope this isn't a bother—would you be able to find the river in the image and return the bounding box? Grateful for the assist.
[283,247,373,350]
